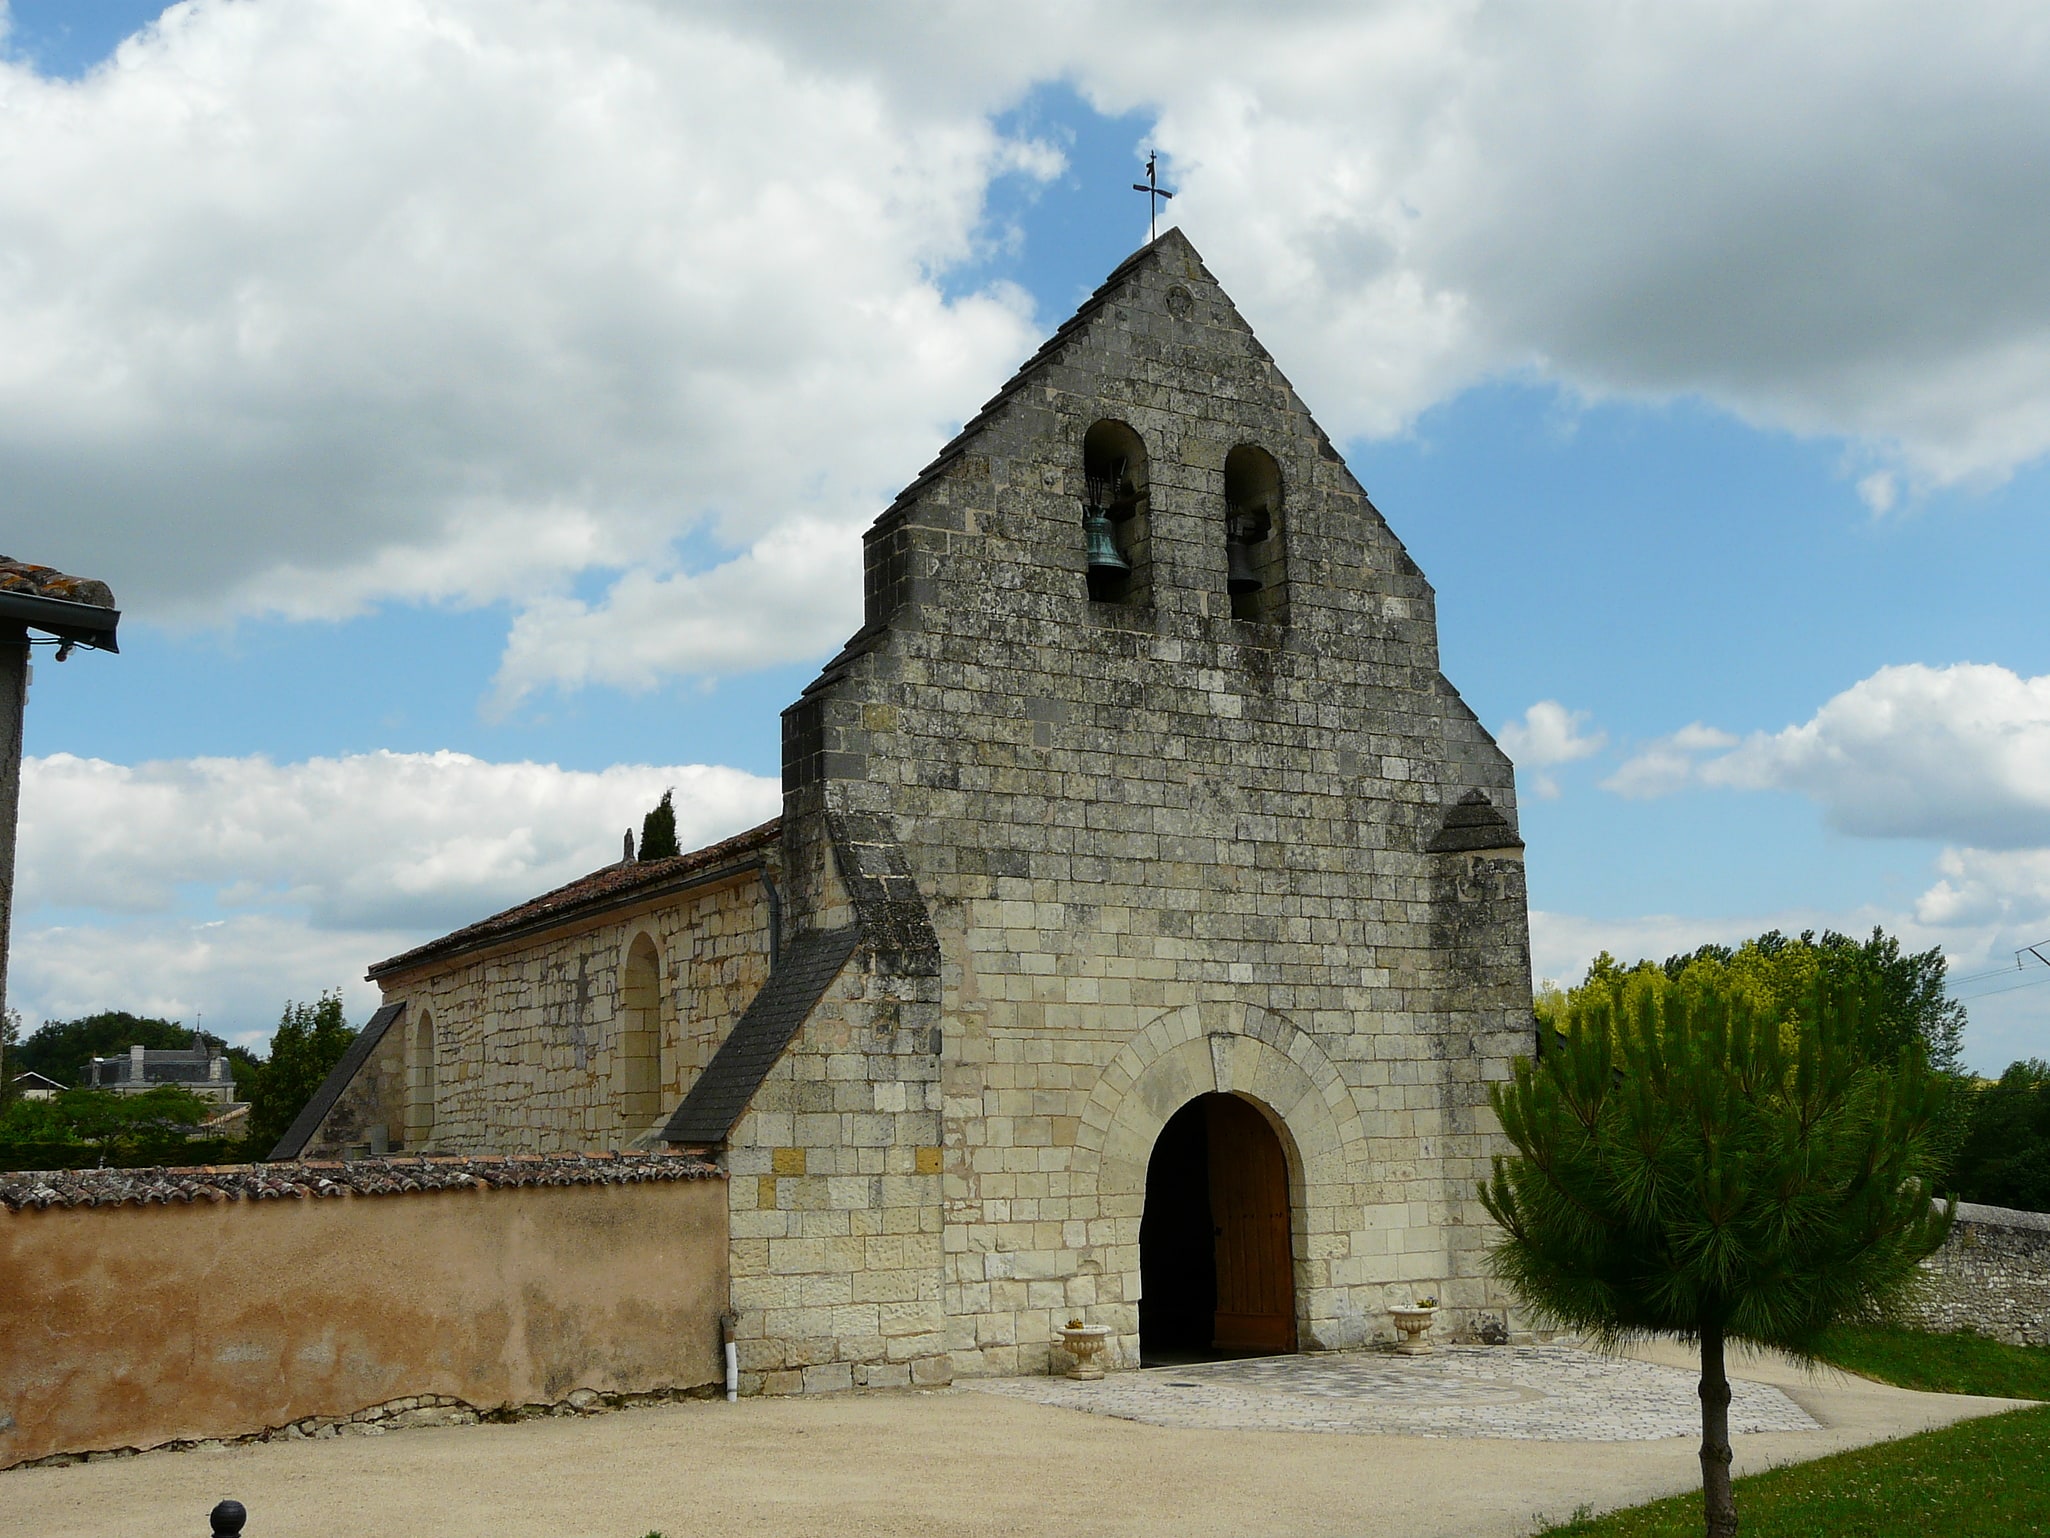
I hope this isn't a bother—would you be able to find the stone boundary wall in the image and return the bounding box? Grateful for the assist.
[1905,1200,2050,1346]
[0,1154,728,1468]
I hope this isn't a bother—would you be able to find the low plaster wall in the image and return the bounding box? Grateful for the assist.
[0,1155,728,1467]
[1905,1200,2050,1346]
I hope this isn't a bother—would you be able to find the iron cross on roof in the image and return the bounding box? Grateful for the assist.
[1131,150,1175,243]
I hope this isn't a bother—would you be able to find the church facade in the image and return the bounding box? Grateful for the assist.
[284,230,1535,1394]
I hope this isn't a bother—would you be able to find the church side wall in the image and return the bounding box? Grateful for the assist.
[313,877,773,1157]
[793,238,1533,1380]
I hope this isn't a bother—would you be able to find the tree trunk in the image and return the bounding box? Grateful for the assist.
[1698,1325,1738,1537]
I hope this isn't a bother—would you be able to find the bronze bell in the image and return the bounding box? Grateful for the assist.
[1085,506,1130,575]
[1226,538,1262,594]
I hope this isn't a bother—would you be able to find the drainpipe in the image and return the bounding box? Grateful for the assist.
[0,626,24,1029]
[721,1309,739,1403]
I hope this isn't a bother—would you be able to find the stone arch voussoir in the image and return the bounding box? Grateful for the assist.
[1077,1001,1367,1214]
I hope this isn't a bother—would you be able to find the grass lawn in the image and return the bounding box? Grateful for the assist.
[1537,1326,2050,1536]
[1534,1404,2050,1536]
[1812,1322,2050,1400]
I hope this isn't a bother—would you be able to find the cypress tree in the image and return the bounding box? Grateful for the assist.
[639,787,680,861]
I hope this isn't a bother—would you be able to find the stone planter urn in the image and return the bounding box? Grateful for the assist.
[1058,1324,1115,1380]
[1391,1305,1438,1356]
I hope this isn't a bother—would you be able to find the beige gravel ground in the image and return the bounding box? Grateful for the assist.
[7,1343,2027,1538]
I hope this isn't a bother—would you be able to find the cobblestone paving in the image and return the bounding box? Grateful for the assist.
[962,1346,1820,1442]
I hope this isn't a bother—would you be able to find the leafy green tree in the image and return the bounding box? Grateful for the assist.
[244,993,358,1158]
[0,1084,227,1169]
[639,787,680,861]
[1483,976,1953,1538]
[1655,928,1966,1073]
[1947,1059,2050,1212]
[1548,927,1972,1176]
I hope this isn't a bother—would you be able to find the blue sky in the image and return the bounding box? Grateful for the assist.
[6,1,2049,1072]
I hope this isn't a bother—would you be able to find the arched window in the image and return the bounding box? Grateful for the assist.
[406,1009,437,1149]
[1081,420,1151,606]
[619,933,662,1132]
[1224,444,1287,624]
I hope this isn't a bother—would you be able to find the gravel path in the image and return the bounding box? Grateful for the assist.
[8,1342,2026,1538]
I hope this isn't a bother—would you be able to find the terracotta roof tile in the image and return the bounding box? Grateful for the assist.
[368,817,780,978]
[0,1151,720,1211]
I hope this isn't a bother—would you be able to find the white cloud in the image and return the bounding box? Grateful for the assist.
[0,0,1046,658]
[1858,471,1899,514]
[1497,700,1604,798]
[490,515,864,710]
[10,915,407,1051]
[1703,664,2050,847]
[1601,723,1737,799]
[9,749,780,1037]
[7,1,2050,704]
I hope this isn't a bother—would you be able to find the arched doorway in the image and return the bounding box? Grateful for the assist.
[1139,1092,1296,1363]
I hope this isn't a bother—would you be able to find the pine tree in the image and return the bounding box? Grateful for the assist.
[639,787,680,861]
[1482,977,1953,1537]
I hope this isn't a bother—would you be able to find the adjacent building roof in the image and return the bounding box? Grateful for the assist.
[1,1151,720,1212]
[661,925,861,1147]
[1425,789,1525,854]
[268,1000,407,1161]
[88,1044,234,1089]
[368,817,781,980]
[0,556,120,651]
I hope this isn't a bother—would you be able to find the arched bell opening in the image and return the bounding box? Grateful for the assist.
[405,1009,437,1151]
[1081,419,1151,607]
[1223,444,1287,624]
[618,932,662,1135]
[1139,1091,1298,1365]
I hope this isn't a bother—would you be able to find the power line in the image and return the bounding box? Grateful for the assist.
[1950,972,2050,1003]
[1945,940,2050,994]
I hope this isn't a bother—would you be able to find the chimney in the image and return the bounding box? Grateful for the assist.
[129,1042,147,1084]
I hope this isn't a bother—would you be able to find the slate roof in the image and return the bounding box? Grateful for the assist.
[88,1044,234,1089]
[1425,789,1525,853]
[661,925,861,1146]
[1,1151,719,1212]
[268,1000,406,1160]
[368,817,781,980]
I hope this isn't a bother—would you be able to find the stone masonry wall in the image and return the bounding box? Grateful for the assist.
[1905,1201,2050,1346]
[720,800,952,1395]
[330,873,772,1156]
[783,231,1534,1381]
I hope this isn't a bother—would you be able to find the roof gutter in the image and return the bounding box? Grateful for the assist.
[0,591,120,653]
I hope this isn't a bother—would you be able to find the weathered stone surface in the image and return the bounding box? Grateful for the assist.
[1904,1201,2050,1346]
[319,230,1536,1395]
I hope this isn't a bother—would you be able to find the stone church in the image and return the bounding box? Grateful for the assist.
[281,229,1535,1394]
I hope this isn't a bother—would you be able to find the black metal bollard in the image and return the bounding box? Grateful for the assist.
[210,1499,246,1536]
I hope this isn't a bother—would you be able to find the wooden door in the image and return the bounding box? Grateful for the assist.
[1206,1095,1295,1351]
